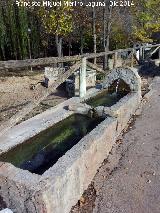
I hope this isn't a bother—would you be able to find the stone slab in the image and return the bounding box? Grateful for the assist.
[0,209,13,213]
[0,68,142,213]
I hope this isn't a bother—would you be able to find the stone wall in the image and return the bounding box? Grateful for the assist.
[108,58,123,70]
[44,67,65,87]
[39,117,118,213]
[0,67,142,213]
[103,67,141,92]
[36,94,141,213]
[0,94,141,213]
[154,59,160,67]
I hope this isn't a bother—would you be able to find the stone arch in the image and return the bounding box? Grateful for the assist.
[103,67,141,92]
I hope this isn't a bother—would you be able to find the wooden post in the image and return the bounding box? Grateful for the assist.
[159,47,160,59]
[142,47,145,59]
[131,49,134,67]
[113,52,118,68]
[92,6,97,65]
[136,49,140,61]
[79,57,87,98]
[140,47,143,59]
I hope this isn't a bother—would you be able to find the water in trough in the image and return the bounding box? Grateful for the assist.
[86,79,130,107]
[0,80,130,175]
[0,114,104,175]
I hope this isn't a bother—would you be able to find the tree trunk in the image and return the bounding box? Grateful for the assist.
[0,62,81,137]
[55,34,62,57]
[103,2,112,70]
[103,6,107,70]
[55,34,63,67]
[92,6,97,64]
[68,39,72,56]
[80,29,84,55]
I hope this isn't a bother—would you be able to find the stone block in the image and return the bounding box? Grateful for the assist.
[44,67,65,87]
[0,209,13,213]
[0,68,141,213]
[68,103,92,115]
[103,67,141,93]
[94,106,104,117]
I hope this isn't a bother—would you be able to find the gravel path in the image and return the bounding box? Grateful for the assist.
[92,77,160,213]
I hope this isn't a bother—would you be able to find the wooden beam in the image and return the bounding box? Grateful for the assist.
[0,62,81,136]
[149,46,160,57]
[131,49,134,67]
[0,44,159,71]
[0,55,81,70]
[87,61,105,74]
[80,57,87,98]
[113,52,118,68]
[133,53,140,65]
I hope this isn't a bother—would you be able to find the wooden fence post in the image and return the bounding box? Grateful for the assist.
[131,49,134,67]
[113,52,118,68]
[79,57,87,98]
[140,47,143,59]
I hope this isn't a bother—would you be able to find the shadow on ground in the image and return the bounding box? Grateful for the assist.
[139,60,160,77]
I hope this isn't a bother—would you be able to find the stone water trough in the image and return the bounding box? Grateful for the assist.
[0,67,141,213]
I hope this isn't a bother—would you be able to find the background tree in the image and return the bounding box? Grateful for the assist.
[0,0,41,60]
[103,0,113,69]
[0,0,159,61]
[37,1,73,57]
[132,0,160,43]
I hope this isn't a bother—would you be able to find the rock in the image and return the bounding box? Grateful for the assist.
[0,209,13,213]
[68,103,92,115]
[143,89,154,101]
[135,108,142,116]
[68,103,78,111]
[104,107,119,118]
[94,106,104,117]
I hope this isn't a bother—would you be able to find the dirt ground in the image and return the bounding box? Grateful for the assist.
[0,73,68,124]
[0,68,150,124]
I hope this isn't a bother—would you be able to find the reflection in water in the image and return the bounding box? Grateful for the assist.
[86,90,128,108]
[116,79,120,93]
[86,79,130,108]
[0,82,130,175]
[0,114,104,175]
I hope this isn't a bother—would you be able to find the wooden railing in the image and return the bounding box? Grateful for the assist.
[0,43,159,136]
[0,44,159,70]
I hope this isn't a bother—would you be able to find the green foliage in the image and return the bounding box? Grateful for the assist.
[132,0,160,42]
[1,0,159,61]
[37,1,73,36]
[0,1,29,59]
[0,1,42,60]
[110,26,130,49]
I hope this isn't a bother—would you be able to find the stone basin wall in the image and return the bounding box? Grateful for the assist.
[0,67,142,213]
[103,67,141,92]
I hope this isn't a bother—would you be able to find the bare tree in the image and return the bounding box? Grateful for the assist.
[103,0,113,70]
[92,5,97,64]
